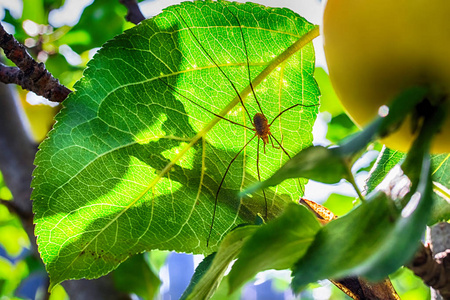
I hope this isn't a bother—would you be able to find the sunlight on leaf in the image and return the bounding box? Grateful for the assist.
[31,1,319,287]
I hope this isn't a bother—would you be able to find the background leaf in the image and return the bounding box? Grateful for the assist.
[292,116,436,291]
[112,253,161,300]
[182,226,258,300]
[365,146,404,194]
[32,1,319,287]
[228,203,320,293]
[56,0,127,54]
[367,147,450,223]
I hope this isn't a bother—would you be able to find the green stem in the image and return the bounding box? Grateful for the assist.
[346,169,365,202]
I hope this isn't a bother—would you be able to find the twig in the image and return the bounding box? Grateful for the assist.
[0,22,71,102]
[0,198,32,220]
[407,243,450,299]
[119,0,146,25]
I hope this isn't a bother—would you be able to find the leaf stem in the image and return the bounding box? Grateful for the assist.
[347,172,365,202]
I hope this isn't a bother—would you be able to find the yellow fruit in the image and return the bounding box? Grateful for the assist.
[323,0,450,153]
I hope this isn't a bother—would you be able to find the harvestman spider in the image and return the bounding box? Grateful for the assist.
[158,5,318,246]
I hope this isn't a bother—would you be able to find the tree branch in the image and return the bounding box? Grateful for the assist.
[119,0,146,25]
[407,242,450,299]
[0,198,32,220]
[0,22,71,102]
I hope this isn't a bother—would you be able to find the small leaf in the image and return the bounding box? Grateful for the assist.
[336,86,428,157]
[365,146,404,194]
[182,226,258,300]
[326,113,359,144]
[291,192,397,292]
[242,146,351,195]
[228,203,321,293]
[113,253,161,300]
[180,253,216,300]
[430,154,450,223]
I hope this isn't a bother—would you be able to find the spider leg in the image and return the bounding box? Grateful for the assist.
[257,138,268,218]
[207,135,257,247]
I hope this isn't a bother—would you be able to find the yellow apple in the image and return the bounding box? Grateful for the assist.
[323,0,450,153]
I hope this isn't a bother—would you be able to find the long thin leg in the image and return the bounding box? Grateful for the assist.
[158,77,254,131]
[270,134,304,195]
[269,103,319,126]
[224,5,265,116]
[174,8,253,123]
[270,134,291,158]
[269,134,283,149]
[207,135,257,246]
[257,138,268,218]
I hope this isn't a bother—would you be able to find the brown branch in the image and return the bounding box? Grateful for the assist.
[0,198,32,220]
[407,243,450,299]
[119,0,146,25]
[0,22,71,102]
[300,198,401,300]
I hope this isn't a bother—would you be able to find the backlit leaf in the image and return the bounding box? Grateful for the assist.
[32,1,319,287]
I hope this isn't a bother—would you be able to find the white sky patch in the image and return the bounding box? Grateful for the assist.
[140,0,193,18]
[313,281,332,300]
[88,47,101,60]
[159,263,170,295]
[312,112,331,146]
[59,44,82,65]
[48,0,94,27]
[1,22,15,34]
[0,0,22,20]
[27,92,59,107]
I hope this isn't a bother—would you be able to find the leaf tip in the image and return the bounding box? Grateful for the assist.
[239,182,263,197]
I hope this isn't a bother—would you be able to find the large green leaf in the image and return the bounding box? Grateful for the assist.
[32,1,319,287]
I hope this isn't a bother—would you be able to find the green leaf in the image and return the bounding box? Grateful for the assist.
[366,146,450,225]
[430,153,450,223]
[0,205,30,257]
[57,0,126,53]
[242,146,351,195]
[365,147,404,194]
[291,192,397,292]
[0,257,28,297]
[112,253,161,300]
[228,203,321,293]
[326,113,359,144]
[314,67,343,116]
[180,253,216,300]
[22,0,45,24]
[292,102,439,291]
[32,1,319,287]
[322,193,355,216]
[182,226,258,300]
